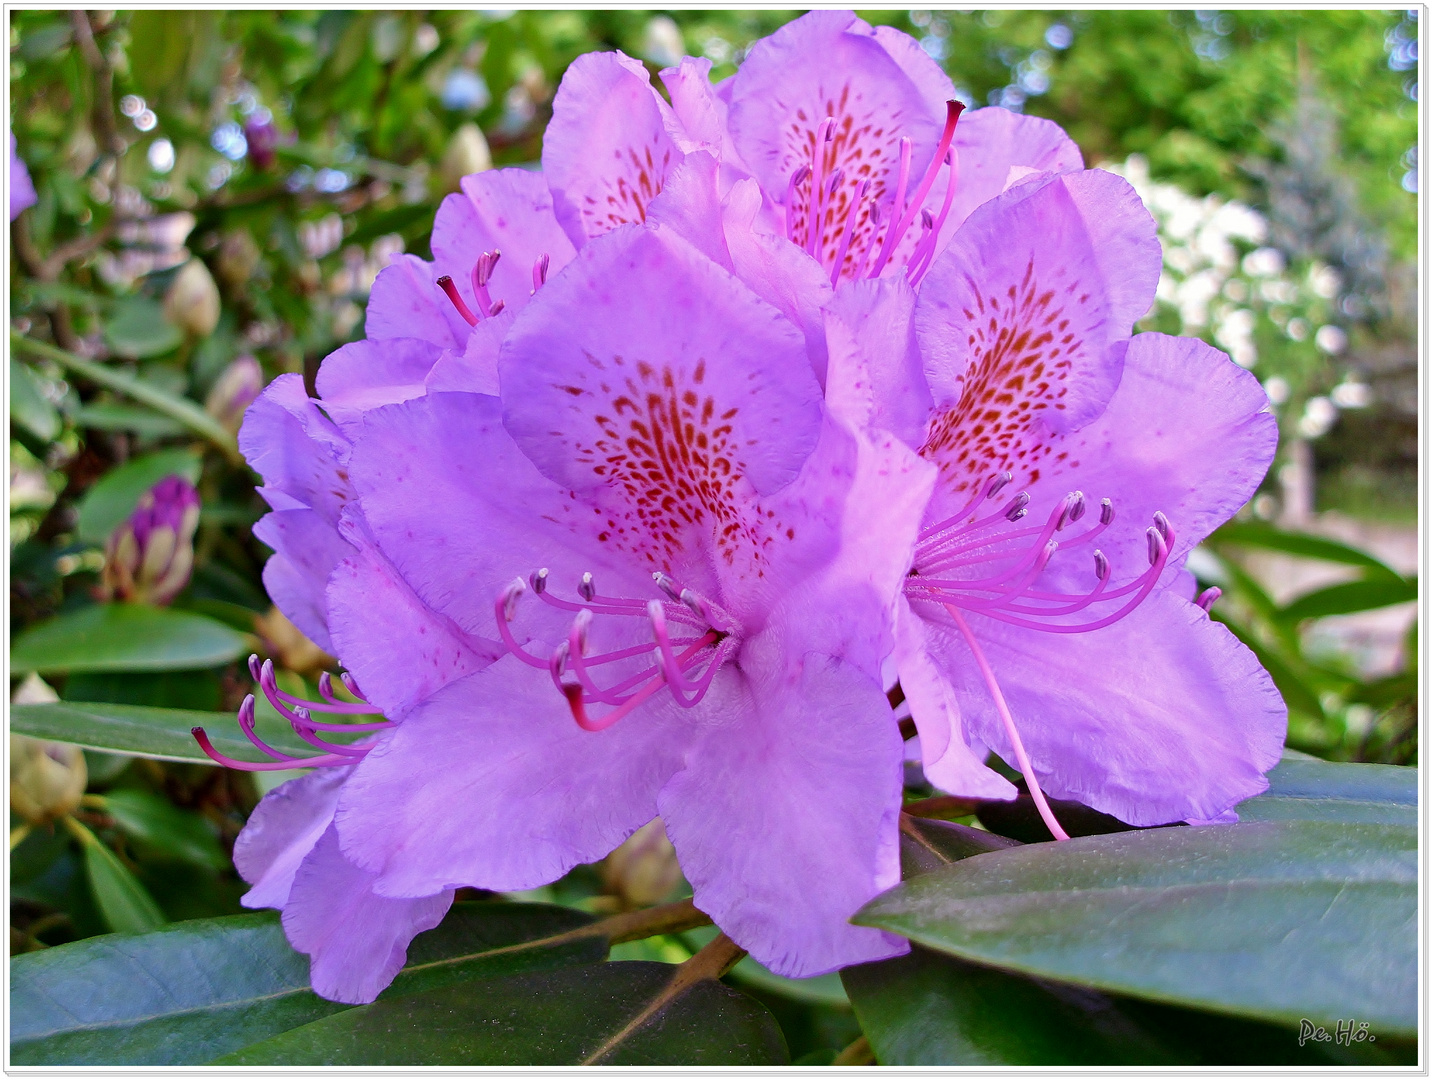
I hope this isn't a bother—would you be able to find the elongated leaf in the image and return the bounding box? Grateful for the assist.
[856,821,1415,1037]
[11,604,248,674]
[100,789,228,869]
[219,961,788,1066]
[1210,522,1402,579]
[71,403,186,438]
[74,448,202,544]
[1280,578,1417,622]
[10,903,606,1065]
[1236,759,1416,826]
[63,820,167,935]
[10,700,318,763]
[11,356,61,440]
[843,945,1409,1066]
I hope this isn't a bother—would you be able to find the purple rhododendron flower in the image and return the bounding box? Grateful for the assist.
[11,132,37,220]
[825,164,1287,833]
[209,221,932,1001]
[211,8,1288,1005]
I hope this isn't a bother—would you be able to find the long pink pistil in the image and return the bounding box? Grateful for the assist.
[944,603,1070,841]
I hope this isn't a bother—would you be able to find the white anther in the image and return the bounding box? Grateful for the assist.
[531,567,549,594]
[1093,549,1111,581]
[1146,527,1165,566]
[1099,498,1114,526]
[1153,511,1172,543]
[679,588,707,619]
[573,608,593,653]
[653,572,682,601]
[502,577,526,621]
[578,572,596,602]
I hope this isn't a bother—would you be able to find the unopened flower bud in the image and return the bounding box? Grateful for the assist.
[163,258,222,339]
[601,818,682,908]
[215,229,261,290]
[10,734,86,824]
[439,122,492,192]
[205,355,264,434]
[100,475,200,606]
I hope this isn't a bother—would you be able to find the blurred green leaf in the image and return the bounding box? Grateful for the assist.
[99,790,227,869]
[219,961,789,1066]
[12,334,240,461]
[1217,618,1327,719]
[1280,578,1417,622]
[10,903,605,1065]
[74,447,202,545]
[856,821,1415,1037]
[1210,522,1403,580]
[70,404,187,438]
[63,817,167,935]
[11,357,62,440]
[11,699,316,763]
[11,604,249,674]
[103,297,184,360]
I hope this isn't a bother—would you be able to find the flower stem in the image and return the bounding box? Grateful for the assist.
[833,1035,876,1066]
[596,896,712,945]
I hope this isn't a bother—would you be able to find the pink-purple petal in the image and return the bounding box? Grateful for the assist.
[283,825,453,1005]
[658,639,908,978]
[334,657,695,896]
[234,767,350,910]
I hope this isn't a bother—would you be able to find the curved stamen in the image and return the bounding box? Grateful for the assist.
[531,253,550,295]
[436,276,478,327]
[191,727,356,772]
[1196,586,1222,613]
[806,117,837,257]
[494,585,555,670]
[235,694,301,762]
[285,706,370,757]
[920,470,1014,540]
[944,603,1069,841]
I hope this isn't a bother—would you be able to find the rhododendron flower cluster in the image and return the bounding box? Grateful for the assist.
[203,10,1285,1004]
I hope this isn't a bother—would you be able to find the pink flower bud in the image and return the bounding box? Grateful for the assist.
[100,475,201,606]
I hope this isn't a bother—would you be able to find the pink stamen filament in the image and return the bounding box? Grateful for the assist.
[255,658,389,730]
[867,137,912,277]
[830,179,871,286]
[943,603,1069,841]
[566,631,720,731]
[906,149,960,288]
[805,117,836,257]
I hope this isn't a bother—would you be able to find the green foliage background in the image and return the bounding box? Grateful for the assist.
[8,9,1420,1066]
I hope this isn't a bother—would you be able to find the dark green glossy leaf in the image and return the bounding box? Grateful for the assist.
[11,357,61,440]
[10,903,605,1065]
[73,448,202,544]
[1210,522,1402,579]
[900,816,1019,878]
[101,789,227,869]
[1280,578,1417,621]
[10,699,315,763]
[856,821,1415,1037]
[219,961,788,1066]
[843,945,1410,1066]
[11,604,249,675]
[1236,758,1416,826]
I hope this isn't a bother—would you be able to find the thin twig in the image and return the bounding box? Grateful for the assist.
[580,931,747,1065]
[832,1035,876,1066]
[901,794,981,820]
[70,11,123,157]
[12,332,242,462]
